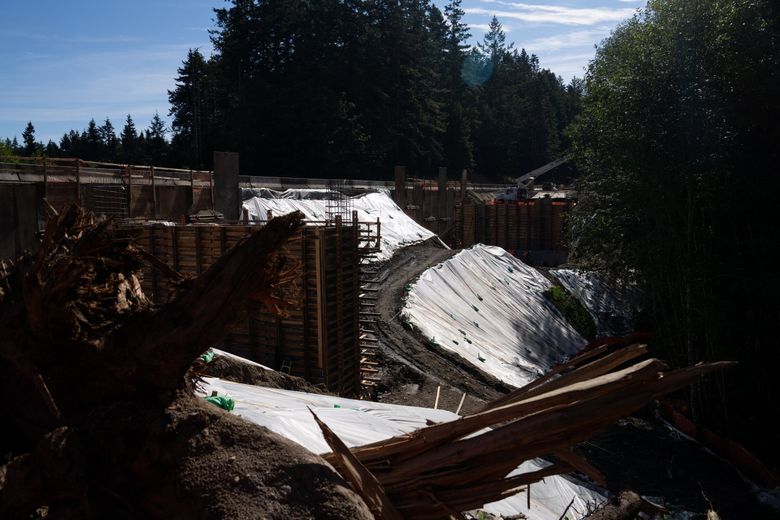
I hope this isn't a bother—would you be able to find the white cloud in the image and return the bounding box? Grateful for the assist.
[466,1,637,26]
[535,51,594,79]
[519,28,610,52]
[470,23,513,33]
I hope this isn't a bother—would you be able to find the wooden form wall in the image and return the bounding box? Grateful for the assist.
[398,181,460,236]
[130,221,362,395]
[0,157,214,221]
[455,198,573,254]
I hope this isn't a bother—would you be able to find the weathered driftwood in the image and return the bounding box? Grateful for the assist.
[321,341,732,519]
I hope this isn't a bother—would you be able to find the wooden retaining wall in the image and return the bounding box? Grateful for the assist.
[129,221,362,396]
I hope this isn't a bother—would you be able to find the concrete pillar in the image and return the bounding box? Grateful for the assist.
[213,151,240,220]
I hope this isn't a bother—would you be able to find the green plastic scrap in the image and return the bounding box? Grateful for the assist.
[205,395,235,412]
[199,349,215,363]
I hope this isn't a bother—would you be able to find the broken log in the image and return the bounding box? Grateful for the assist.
[319,341,733,519]
[0,205,373,519]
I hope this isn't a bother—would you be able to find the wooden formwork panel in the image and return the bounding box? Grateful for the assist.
[528,201,540,250]
[517,202,530,251]
[551,202,567,249]
[539,199,553,250]
[462,203,475,247]
[475,204,486,244]
[496,203,507,250]
[507,203,518,252]
[486,204,497,246]
[128,222,361,395]
[47,183,79,213]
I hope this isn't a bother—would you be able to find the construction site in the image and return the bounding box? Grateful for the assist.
[0,154,777,520]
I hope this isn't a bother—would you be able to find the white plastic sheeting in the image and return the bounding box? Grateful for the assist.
[199,377,602,520]
[551,269,640,337]
[401,245,586,388]
[241,189,441,262]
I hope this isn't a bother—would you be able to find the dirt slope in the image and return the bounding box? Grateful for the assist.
[370,241,511,415]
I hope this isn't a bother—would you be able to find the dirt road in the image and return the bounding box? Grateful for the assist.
[369,240,511,415]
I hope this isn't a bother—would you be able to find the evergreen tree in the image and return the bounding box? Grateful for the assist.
[442,0,474,173]
[45,140,59,157]
[120,115,139,164]
[478,16,511,64]
[145,112,168,165]
[22,121,38,157]
[169,49,210,168]
[99,118,118,161]
[83,119,102,161]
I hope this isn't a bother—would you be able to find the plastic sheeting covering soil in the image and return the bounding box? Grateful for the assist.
[551,269,640,337]
[401,245,586,388]
[199,376,603,520]
[242,189,440,262]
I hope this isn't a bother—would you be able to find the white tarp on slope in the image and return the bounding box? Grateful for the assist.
[242,189,440,262]
[551,269,640,337]
[402,245,586,388]
[199,377,602,520]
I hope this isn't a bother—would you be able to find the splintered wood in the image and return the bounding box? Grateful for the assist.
[318,341,732,519]
[0,204,305,417]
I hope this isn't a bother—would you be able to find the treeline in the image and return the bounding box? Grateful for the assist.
[165,1,581,179]
[569,0,779,466]
[3,2,581,179]
[1,114,180,167]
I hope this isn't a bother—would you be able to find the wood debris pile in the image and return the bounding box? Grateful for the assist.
[0,205,349,518]
[318,341,732,519]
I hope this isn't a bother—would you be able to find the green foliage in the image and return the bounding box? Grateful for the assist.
[4,6,583,175]
[160,0,580,177]
[569,0,780,464]
[0,139,13,157]
[543,285,596,341]
[22,122,39,157]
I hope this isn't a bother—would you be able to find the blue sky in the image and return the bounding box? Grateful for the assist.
[0,0,642,144]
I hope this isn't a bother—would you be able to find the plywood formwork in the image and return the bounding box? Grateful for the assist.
[455,198,575,261]
[129,220,364,396]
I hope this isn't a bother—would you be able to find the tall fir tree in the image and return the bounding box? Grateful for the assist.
[120,115,139,164]
[22,122,38,157]
[99,118,118,161]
